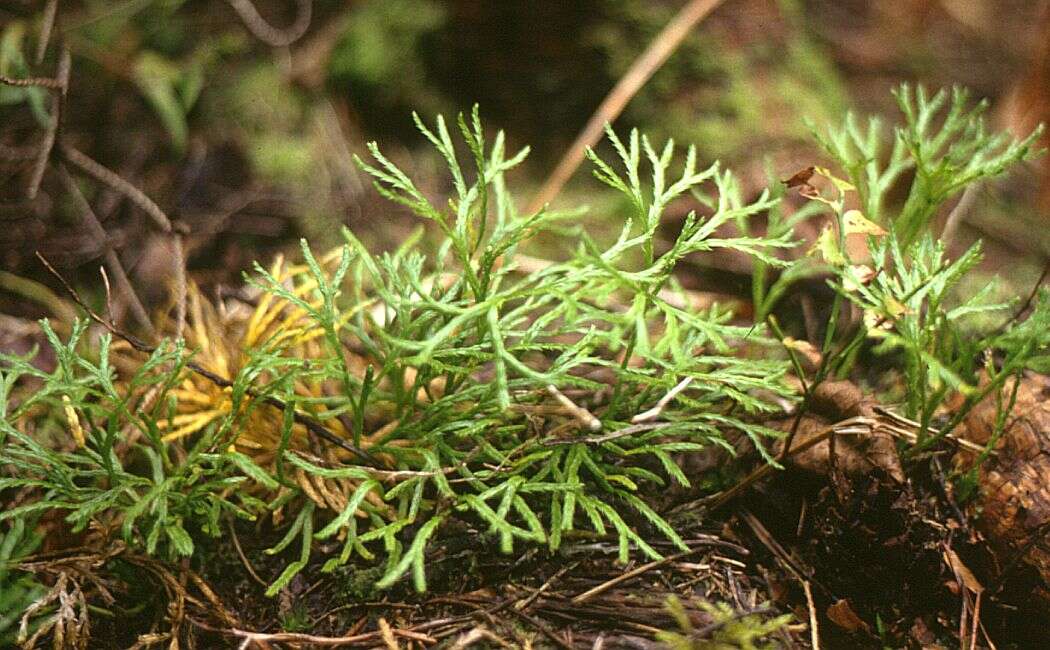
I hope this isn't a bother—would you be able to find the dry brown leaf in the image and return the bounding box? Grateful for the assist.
[826,598,870,633]
[781,415,904,482]
[783,166,816,188]
[944,549,984,594]
[909,617,938,647]
[843,265,876,292]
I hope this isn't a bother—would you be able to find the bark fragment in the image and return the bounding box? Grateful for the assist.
[954,374,1050,609]
[780,380,905,483]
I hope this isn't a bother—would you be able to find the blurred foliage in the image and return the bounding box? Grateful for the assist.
[591,0,847,161]
[7,0,1036,290]
[0,518,45,646]
[328,0,448,119]
[315,0,848,163]
[0,22,49,125]
[221,63,312,183]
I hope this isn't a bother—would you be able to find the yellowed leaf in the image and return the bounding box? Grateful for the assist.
[809,224,846,266]
[843,209,886,236]
[782,337,822,368]
[378,617,399,650]
[62,395,85,447]
[885,296,908,317]
[813,166,856,193]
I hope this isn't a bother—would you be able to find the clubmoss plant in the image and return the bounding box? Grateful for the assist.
[2,86,1046,620]
[2,107,796,598]
[780,84,1048,465]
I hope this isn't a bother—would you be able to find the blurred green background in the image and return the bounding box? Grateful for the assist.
[1,0,1048,333]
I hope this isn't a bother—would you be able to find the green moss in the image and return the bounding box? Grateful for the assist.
[226,65,305,133]
[248,133,315,187]
[336,565,386,602]
[327,0,447,117]
[278,602,312,633]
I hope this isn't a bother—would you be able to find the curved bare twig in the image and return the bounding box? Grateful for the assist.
[59,141,173,233]
[27,45,70,199]
[36,0,59,65]
[225,0,312,47]
[55,163,157,337]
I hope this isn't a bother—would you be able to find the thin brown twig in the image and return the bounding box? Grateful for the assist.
[27,45,69,199]
[514,562,579,612]
[775,397,809,463]
[969,591,982,650]
[571,548,699,604]
[526,0,728,213]
[225,0,312,47]
[738,509,814,589]
[803,580,820,650]
[59,141,173,233]
[99,266,114,322]
[0,74,64,89]
[290,447,488,484]
[1002,258,1050,333]
[227,520,267,588]
[546,383,602,431]
[36,0,60,65]
[218,623,435,648]
[541,421,670,446]
[172,229,187,339]
[36,252,381,466]
[450,626,514,650]
[872,406,987,454]
[55,162,156,336]
[632,376,694,423]
[700,417,874,512]
[117,551,243,644]
[507,609,573,650]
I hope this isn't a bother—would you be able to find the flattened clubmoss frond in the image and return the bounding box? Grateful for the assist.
[794,84,1049,459]
[2,108,796,596]
[808,83,1044,246]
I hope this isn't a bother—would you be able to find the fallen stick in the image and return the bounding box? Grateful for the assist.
[527,0,728,213]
